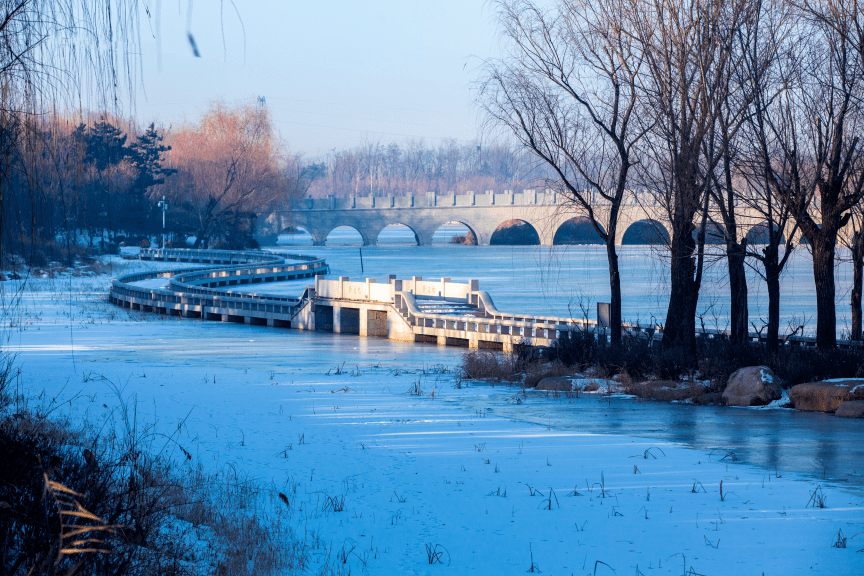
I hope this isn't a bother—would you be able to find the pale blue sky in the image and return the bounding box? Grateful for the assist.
[134,1,500,155]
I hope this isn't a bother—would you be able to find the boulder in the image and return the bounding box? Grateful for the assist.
[790,380,864,413]
[722,366,782,407]
[627,380,700,402]
[536,377,572,391]
[835,401,864,418]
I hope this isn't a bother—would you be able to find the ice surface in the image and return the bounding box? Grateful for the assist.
[2,257,863,574]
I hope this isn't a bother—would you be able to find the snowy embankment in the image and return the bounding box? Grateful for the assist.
[2,260,863,575]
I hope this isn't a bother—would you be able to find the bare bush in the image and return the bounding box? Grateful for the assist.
[0,368,310,576]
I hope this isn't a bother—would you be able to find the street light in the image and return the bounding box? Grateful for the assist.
[157,196,168,248]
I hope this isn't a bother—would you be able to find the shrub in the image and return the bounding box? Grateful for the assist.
[464,330,864,391]
[460,350,519,382]
[547,330,595,367]
[0,357,310,576]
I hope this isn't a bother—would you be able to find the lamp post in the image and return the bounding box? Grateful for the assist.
[157,196,168,249]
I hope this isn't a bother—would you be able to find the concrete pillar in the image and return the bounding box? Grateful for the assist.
[412,276,422,294]
[360,308,369,336]
[332,305,343,333]
[437,335,447,346]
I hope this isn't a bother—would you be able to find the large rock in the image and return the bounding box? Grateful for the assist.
[536,377,573,391]
[835,401,864,418]
[789,380,864,413]
[722,366,782,407]
[627,380,701,402]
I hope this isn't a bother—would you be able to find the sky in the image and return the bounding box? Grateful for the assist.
[131,0,501,156]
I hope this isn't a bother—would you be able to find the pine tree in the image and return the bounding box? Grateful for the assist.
[130,123,176,192]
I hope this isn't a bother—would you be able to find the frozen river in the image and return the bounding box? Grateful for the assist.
[115,242,864,485]
[3,254,863,574]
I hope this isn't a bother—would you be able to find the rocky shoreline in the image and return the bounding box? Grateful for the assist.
[529,365,864,418]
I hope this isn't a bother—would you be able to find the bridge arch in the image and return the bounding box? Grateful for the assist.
[620,219,671,245]
[375,223,421,245]
[553,217,605,245]
[324,225,369,246]
[275,225,314,246]
[432,221,482,245]
[490,219,541,245]
[744,223,785,246]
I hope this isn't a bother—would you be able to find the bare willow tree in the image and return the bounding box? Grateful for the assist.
[0,0,141,264]
[798,1,864,342]
[760,3,864,349]
[627,0,754,352]
[729,0,802,353]
[479,0,646,346]
[166,102,284,249]
[704,1,784,344]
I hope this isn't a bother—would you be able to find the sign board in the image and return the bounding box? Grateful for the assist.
[597,302,611,329]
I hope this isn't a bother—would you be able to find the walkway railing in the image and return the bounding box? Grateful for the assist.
[109,249,328,324]
[109,248,856,349]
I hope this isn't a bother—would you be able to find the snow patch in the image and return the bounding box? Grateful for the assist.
[748,388,792,410]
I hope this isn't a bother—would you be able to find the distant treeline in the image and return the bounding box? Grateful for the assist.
[305,140,552,198]
[1,103,311,263]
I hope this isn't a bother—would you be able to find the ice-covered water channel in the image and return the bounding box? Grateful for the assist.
[5,252,863,574]
[138,242,864,487]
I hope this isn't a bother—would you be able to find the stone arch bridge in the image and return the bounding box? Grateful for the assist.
[254,189,808,247]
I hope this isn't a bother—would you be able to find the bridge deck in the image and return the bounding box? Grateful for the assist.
[109,248,845,350]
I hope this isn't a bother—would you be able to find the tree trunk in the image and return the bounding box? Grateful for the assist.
[764,259,781,353]
[812,237,837,348]
[727,240,748,343]
[852,232,863,341]
[663,231,697,353]
[606,238,622,347]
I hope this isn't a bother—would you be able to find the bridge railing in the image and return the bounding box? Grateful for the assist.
[110,249,327,315]
[169,255,327,302]
[395,290,602,341]
[140,247,284,265]
[294,189,671,211]
[313,275,480,303]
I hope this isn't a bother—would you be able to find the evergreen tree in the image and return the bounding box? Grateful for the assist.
[124,123,177,234]
[84,118,131,172]
[130,123,176,192]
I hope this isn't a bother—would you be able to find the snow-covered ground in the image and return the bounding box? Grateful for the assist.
[2,259,863,575]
